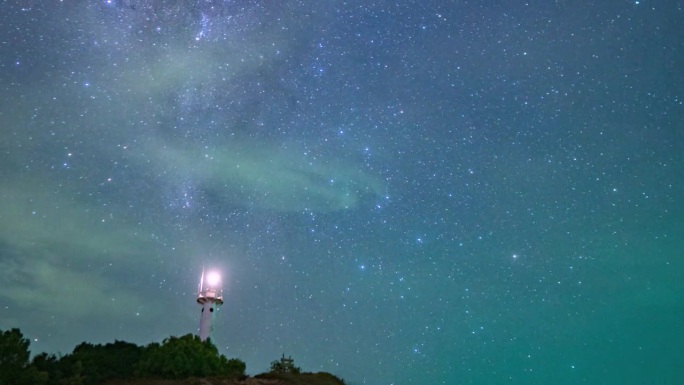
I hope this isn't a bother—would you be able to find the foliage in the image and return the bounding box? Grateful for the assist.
[269,354,301,374]
[1,328,245,385]
[223,357,247,377]
[0,328,48,385]
[1,328,346,385]
[135,334,245,379]
[32,353,67,385]
[58,340,143,385]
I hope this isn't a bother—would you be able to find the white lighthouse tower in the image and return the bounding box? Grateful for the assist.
[197,269,224,341]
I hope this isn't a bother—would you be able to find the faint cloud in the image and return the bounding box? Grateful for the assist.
[148,140,386,212]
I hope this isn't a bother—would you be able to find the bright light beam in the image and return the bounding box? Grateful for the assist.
[206,271,221,287]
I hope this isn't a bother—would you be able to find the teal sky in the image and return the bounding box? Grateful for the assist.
[0,1,682,384]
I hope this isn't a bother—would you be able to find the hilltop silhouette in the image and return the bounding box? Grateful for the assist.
[0,328,347,385]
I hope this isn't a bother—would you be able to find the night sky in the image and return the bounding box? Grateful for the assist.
[1,1,683,384]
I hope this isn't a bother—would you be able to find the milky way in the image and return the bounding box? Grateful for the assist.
[1,1,683,384]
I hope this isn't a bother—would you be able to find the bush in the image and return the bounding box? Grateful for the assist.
[135,334,245,379]
[269,354,301,374]
[0,328,48,385]
[2,328,246,384]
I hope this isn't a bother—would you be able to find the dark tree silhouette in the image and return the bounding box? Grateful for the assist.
[0,328,48,385]
[2,328,257,384]
[58,340,143,385]
[269,354,301,374]
[135,334,245,379]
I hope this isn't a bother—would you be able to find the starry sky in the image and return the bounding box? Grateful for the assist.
[1,1,683,384]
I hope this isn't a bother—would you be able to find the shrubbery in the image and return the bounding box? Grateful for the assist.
[269,354,301,374]
[135,334,245,379]
[0,328,245,385]
[1,328,347,385]
[0,328,48,385]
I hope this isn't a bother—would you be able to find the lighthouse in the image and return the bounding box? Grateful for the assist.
[197,269,224,341]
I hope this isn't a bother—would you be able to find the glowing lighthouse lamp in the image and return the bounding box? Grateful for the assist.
[197,269,224,341]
